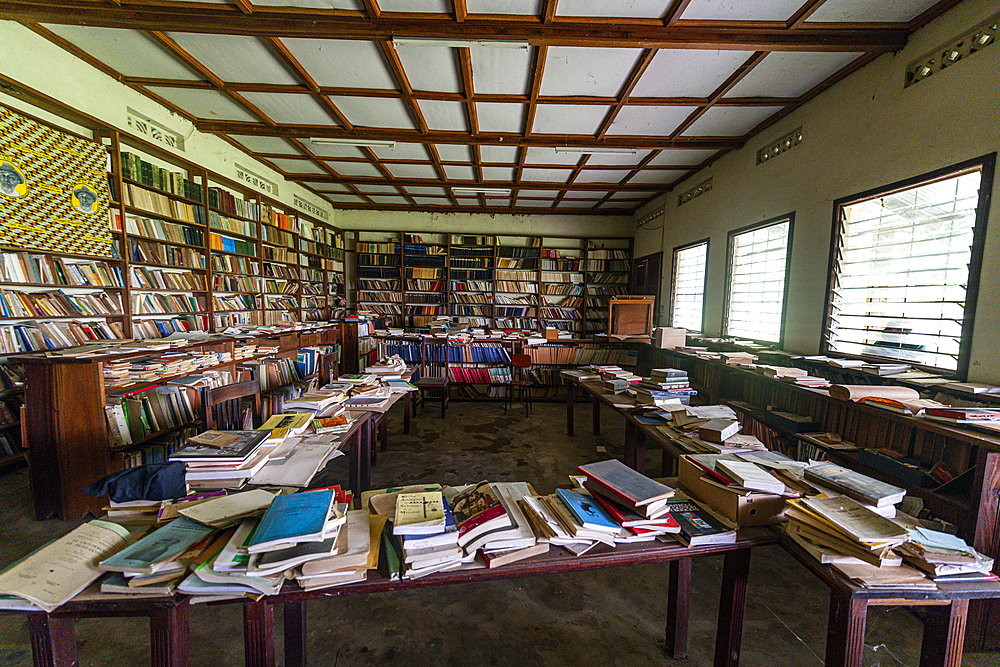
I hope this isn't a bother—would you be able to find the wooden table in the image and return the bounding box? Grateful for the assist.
[778,531,1000,667]
[6,593,190,667]
[237,528,776,667]
[565,378,638,437]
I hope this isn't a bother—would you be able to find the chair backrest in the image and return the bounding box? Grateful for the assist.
[202,380,262,430]
[319,351,340,386]
[511,354,532,369]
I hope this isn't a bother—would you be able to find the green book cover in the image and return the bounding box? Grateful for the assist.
[381,520,402,581]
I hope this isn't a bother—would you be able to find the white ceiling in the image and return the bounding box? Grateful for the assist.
[34,0,944,213]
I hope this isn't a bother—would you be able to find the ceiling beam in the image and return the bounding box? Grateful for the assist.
[293,175,661,191]
[454,0,466,23]
[195,121,744,149]
[596,48,658,139]
[542,0,558,23]
[670,51,769,138]
[0,4,909,51]
[787,0,828,29]
[663,0,694,28]
[231,0,254,15]
[327,202,631,215]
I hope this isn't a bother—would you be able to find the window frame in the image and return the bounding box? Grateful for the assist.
[669,238,710,333]
[722,213,796,346]
[821,154,996,380]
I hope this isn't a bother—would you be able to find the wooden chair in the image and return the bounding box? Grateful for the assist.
[319,351,340,386]
[503,354,534,416]
[202,381,262,430]
[415,340,449,418]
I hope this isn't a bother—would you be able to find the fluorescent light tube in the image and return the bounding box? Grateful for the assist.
[554,147,638,155]
[452,187,511,196]
[391,37,530,50]
[309,138,397,148]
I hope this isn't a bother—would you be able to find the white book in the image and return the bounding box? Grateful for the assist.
[716,460,786,495]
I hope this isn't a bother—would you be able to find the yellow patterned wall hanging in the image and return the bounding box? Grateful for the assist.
[0,105,117,258]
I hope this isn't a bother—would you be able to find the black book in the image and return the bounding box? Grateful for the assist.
[664,499,736,547]
[170,430,268,462]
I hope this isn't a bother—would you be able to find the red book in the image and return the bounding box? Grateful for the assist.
[584,482,681,533]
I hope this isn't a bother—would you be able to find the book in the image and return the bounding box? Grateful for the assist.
[170,430,268,462]
[393,491,446,535]
[664,499,736,546]
[185,430,244,448]
[258,413,314,434]
[448,481,514,550]
[715,459,785,495]
[698,418,740,443]
[794,496,908,545]
[248,488,336,553]
[299,511,376,577]
[555,488,620,533]
[576,458,675,513]
[178,489,275,528]
[0,520,132,612]
[482,542,550,569]
[584,482,681,532]
[100,517,216,575]
[100,572,180,596]
[803,462,906,508]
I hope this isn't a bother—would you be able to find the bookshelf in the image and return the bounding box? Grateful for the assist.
[403,233,448,327]
[584,238,632,334]
[21,322,346,520]
[355,231,403,327]
[351,232,632,334]
[326,227,346,311]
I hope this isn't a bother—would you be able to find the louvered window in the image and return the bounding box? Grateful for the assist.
[724,217,793,342]
[670,240,708,332]
[826,160,992,373]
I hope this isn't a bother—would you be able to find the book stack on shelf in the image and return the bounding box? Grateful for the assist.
[120,151,203,203]
[539,239,585,334]
[356,233,403,327]
[298,217,327,321]
[449,234,494,328]
[326,228,346,309]
[584,243,631,334]
[493,236,540,330]
[403,233,447,327]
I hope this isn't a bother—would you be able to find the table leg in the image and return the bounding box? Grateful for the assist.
[665,557,692,659]
[150,602,190,667]
[379,414,388,453]
[27,613,77,667]
[284,600,308,667]
[566,381,575,436]
[592,395,601,436]
[360,415,372,492]
[713,547,752,667]
[243,601,275,667]
[403,392,412,435]
[634,429,647,475]
[368,418,378,469]
[348,429,361,497]
[824,593,867,667]
[919,600,968,667]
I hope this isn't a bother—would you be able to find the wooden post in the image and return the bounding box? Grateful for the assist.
[242,601,275,667]
[27,614,77,667]
[665,557,692,658]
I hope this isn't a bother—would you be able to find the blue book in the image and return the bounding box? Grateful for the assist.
[556,488,620,532]
[248,489,334,553]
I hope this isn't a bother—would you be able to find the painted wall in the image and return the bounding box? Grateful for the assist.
[635,0,1000,383]
[0,21,333,218]
[334,208,634,238]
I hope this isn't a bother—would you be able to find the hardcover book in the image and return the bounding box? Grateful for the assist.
[577,458,675,508]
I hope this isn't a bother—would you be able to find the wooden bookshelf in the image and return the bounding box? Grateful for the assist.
[351,231,632,334]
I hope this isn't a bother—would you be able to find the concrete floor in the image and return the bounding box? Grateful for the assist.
[1,401,998,666]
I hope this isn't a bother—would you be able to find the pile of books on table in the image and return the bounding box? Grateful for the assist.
[633,367,697,406]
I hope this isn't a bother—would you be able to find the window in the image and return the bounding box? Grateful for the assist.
[724,215,794,343]
[825,155,994,374]
[670,240,708,332]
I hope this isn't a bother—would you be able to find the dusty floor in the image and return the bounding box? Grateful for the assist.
[1,400,998,666]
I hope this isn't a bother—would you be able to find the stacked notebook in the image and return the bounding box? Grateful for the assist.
[169,431,271,490]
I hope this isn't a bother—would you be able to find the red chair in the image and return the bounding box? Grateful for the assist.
[504,354,533,416]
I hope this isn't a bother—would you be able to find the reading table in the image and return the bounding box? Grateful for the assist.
[564,378,638,437]
[236,527,777,667]
[778,531,1000,667]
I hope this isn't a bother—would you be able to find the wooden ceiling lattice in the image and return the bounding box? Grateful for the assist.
[0,0,956,214]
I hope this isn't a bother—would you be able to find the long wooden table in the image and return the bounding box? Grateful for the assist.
[779,532,1000,667]
[235,528,775,667]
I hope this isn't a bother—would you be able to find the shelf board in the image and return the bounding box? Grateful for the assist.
[211,247,260,261]
[0,246,124,264]
[0,281,126,291]
[129,234,206,252]
[210,205,258,225]
[132,287,209,294]
[0,313,126,321]
[209,226,258,243]
[124,205,205,229]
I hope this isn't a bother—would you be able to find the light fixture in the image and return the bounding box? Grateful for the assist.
[391,37,529,50]
[308,138,396,148]
[554,147,638,155]
[452,187,511,196]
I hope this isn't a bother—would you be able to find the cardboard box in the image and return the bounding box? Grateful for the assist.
[678,455,787,526]
[653,327,686,349]
[545,327,560,341]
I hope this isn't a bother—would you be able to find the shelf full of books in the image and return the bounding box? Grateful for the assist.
[351,232,631,334]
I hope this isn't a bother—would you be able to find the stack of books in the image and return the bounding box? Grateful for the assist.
[899,527,996,583]
[169,430,271,490]
[295,508,381,590]
[634,367,697,405]
[392,491,464,579]
[785,495,909,568]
